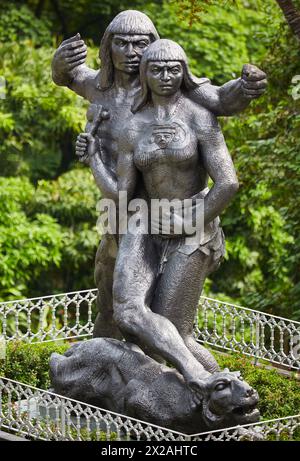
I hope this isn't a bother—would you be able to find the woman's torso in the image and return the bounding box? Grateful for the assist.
[131,97,208,201]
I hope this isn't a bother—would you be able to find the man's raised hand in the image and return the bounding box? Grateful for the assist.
[52,33,87,78]
[241,64,267,100]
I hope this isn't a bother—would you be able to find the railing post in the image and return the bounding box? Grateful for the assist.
[0,336,5,361]
[255,314,260,366]
[61,399,66,439]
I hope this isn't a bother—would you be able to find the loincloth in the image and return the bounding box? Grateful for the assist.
[151,218,225,275]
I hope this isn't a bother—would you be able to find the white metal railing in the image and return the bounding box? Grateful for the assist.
[0,377,186,441]
[191,415,300,441]
[0,289,299,370]
[0,377,299,441]
[0,289,96,343]
[1,290,300,441]
[195,297,300,370]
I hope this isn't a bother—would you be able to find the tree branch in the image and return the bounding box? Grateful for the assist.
[276,0,300,41]
[50,0,68,37]
[35,0,46,18]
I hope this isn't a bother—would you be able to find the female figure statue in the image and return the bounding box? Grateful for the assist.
[76,39,239,399]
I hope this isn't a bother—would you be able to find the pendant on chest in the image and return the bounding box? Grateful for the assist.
[135,121,197,169]
[142,121,191,151]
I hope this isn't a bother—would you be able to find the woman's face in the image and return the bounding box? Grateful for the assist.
[146,61,183,97]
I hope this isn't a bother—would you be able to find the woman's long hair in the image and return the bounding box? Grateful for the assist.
[132,39,204,113]
[97,10,160,91]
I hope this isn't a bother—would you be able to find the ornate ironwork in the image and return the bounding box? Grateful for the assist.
[196,297,300,370]
[1,291,299,441]
[1,289,299,371]
[0,377,299,441]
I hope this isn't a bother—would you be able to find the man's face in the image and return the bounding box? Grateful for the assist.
[111,34,151,74]
[146,61,183,97]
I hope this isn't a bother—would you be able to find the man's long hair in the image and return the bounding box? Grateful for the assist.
[97,10,160,91]
[132,39,203,113]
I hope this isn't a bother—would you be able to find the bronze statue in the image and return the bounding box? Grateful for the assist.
[50,12,264,431]
[52,10,267,341]
[76,38,238,387]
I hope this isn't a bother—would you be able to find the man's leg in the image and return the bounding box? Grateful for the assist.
[93,234,123,339]
[113,233,211,391]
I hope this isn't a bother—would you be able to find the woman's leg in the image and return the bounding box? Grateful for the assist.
[151,245,220,373]
[113,233,211,388]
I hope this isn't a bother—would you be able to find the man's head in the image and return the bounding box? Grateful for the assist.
[111,34,151,74]
[98,10,159,90]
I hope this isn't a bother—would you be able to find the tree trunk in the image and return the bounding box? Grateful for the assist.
[50,0,68,37]
[276,0,300,40]
[35,0,45,18]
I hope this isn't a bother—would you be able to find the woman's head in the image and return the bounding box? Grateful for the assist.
[98,10,159,90]
[132,39,200,112]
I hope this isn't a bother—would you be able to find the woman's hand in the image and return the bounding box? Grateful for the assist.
[150,196,206,237]
[151,206,185,237]
[75,133,99,165]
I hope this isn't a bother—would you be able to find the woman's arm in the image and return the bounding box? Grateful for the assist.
[196,112,239,225]
[164,111,238,234]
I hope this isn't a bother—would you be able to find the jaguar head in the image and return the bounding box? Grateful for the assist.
[200,369,260,430]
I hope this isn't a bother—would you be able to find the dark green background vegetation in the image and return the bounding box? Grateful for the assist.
[0,0,299,320]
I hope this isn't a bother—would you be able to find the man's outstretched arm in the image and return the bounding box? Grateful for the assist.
[189,64,267,116]
[52,33,98,100]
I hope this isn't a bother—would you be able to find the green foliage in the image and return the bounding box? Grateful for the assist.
[33,169,100,294]
[0,340,69,389]
[0,177,64,300]
[213,27,300,318]
[144,1,272,83]
[173,0,240,27]
[0,41,87,180]
[0,1,52,45]
[35,168,99,226]
[13,0,163,42]
[0,171,99,300]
